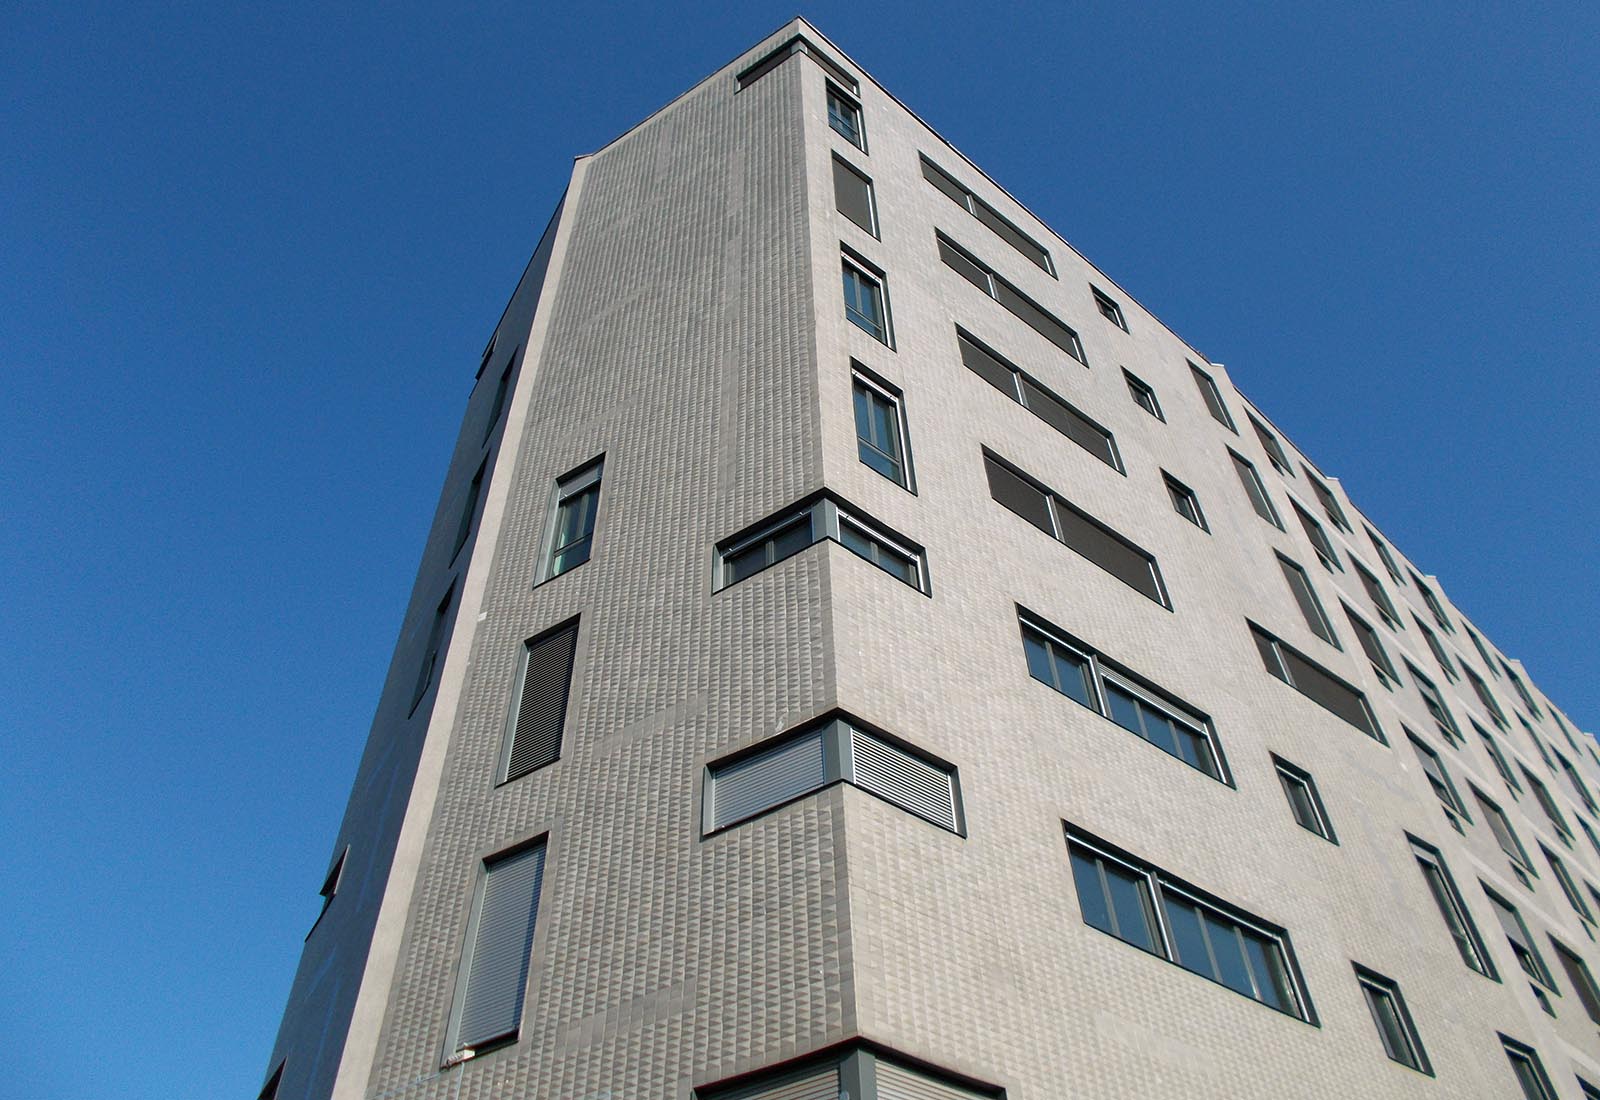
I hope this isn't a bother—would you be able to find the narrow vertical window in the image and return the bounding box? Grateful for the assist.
[1277,553,1339,646]
[541,457,603,581]
[1486,887,1559,1010]
[1520,766,1573,844]
[1501,1035,1558,1100]
[831,155,877,236]
[500,620,580,783]
[1466,625,1498,674]
[842,256,889,343]
[1410,572,1453,631]
[1465,664,1508,727]
[1409,836,1495,977]
[484,355,514,443]
[826,83,864,149]
[1163,473,1207,530]
[1366,525,1404,583]
[1413,616,1457,681]
[449,841,547,1053]
[1354,559,1401,628]
[410,584,454,715]
[1407,662,1461,745]
[306,846,349,939]
[451,457,488,562]
[1541,843,1593,924]
[1475,722,1523,795]
[1274,755,1335,841]
[851,370,911,488]
[1551,938,1600,1025]
[1343,605,1398,686]
[1408,732,1470,831]
[1248,413,1294,475]
[1091,286,1128,330]
[1124,369,1163,420]
[1290,501,1341,571]
[1230,450,1282,528]
[1473,787,1535,882]
[1303,467,1351,532]
[1355,965,1431,1074]
[1189,363,1237,431]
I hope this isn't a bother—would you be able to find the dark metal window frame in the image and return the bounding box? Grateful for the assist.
[921,154,1055,276]
[850,363,914,491]
[1354,963,1433,1075]
[714,491,930,595]
[1272,754,1337,842]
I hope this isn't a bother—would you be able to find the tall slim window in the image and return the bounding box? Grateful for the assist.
[1344,604,1399,686]
[1290,501,1341,571]
[1229,450,1282,528]
[1411,573,1453,631]
[1541,843,1593,924]
[1365,525,1404,582]
[832,155,877,236]
[1521,766,1573,845]
[1408,732,1470,831]
[1555,750,1597,812]
[1355,965,1432,1074]
[1248,413,1294,475]
[449,841,547,1053]
[1413,616,1457,681]
[1164,473,1207,530]
[851,370,911,488]
[1251,623,1382,741]
[1124,369,1163,420]
[1303,466,1351,531]
[484,355,515,444]
[1277,553,1338,646]
[1551,938,1600,1024]
[1501,1035,1558,1100]
[1501,661,1542,717]
[500,620,579,783]
[541,457,603,581]
[1475,722,1522,796]
[842,255,889,343]
[826,82,864,148]
[410,585,454,715]
[1409,836,1495,977]
[1189,362,1237,431]
[1474,786,1536,882]
[1353,559,1401,628]
[1466,625,1498,675]
[1486,887,1559,1010]
[451,457,488,562]
[1274,755,1335,841]
[1464,664,1507,727]
[1407,662,1461,745]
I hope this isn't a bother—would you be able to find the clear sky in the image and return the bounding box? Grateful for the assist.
[2,3,1595,1097]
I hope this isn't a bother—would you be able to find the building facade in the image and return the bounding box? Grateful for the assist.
[261,20,1600,1100]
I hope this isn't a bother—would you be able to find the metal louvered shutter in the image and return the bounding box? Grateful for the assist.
[875,1061,989,1100]
[1051,498,1165,605]
[984,455,1053,536]
[711,729,828,830]
[710,1064,839,1100]
[849,729,958,833]
[505,622,578,782]
[456,842,545,1050]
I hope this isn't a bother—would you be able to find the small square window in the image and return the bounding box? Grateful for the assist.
[1273,755,1335,841]
[826,83,864,149]
[1091,285,1128,331]
[831,155,877,237]
[1355,965,1432,1074]
[852,368,913,489]
[842,255,890,344]
[1123,369,1163,420]
[539,457,603,582]
[1162,472,1207,530]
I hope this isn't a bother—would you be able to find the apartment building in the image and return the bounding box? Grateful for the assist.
[259,20,1600,1100]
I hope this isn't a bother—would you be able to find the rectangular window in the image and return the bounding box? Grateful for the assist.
[1290,501,1341,571]
[1488,888,1559,999]
[1412,616,1457,681]
[1502,661,1543,717]
[921,154,1054,274]
[449,840,546,1053]
[1406,662,1461,745]
[1066,825,1312,1021]
[1556,751,1597,812]
[1123,369,1163,420]
[1408,731,1470,830]
[500,619,579,783]
[1551,938,1600,1024]
[1466,625,1498,675]
[1303,467,1351,531]
[957,329,1121,470]
[1464,665,1507,727]
[832,155,877,236]
[451,458,488,562]
[1520,766,1573,843]
[1475,722,1523,795]
[541,457,603,581]
[703,714,963,835]
[937,232,1084,361]
[842,254,890,343]
[1542,843,1593,922]
[826,82,864,149]
[1277,553,1339,646]
[716,494,928,593]
[306,845,349,939]
[1091,285,1127,330]
[1229,449,1283,528]
[484,355,514,444]
[1355,965,1432,1074]
[1274,755,1336,841]
[985,452,1168,606]
[1344,604,1399,686]
[1474,786,1536,880]
[1366,525,1404,582]
[1022,612,1227,781]
[1501,1035,1557,1100]
[1581,1077,1600,1100]
[1521,716,1555,767]
[1189,363,1237,432]
[1251,623,1382,740]
[1248,413,1294,475]
[410,585,454,715]
[1164,473,1207,530]
[851,369,912,489]
[1410,572,1452,631]
[1354,559,1401,628]
[1409,835,1495,977]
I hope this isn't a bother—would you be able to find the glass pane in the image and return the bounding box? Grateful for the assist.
[1282,773,1318,831]
[1105,863,1156,952]
[1203,912,1254,996]
[874,541,918,585]
[1243,930,1294,1011]
[1163,895,1211,975]
[1023,630,1054,686]
[838,523,873,560]
[727,543,765,583]
[1140,708,1181,757]
[1070,849,1112,934]
[871,394,899,456]
[771,518,813,561]
[1177,724,1215,775]
[1105,682,1143,736]
[1366,986,1409,1063]
[1051,646,1094,708]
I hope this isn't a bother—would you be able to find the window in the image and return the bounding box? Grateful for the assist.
[1365,525,1404,582]
[1542,843,1593,923]
[1501,1035,1558,1100]
[1164,473,1207,530]
[921,154,1054,274]
[1302,466,1351,531]
[476,332,497,378]
[1251,622,1383,741]
[1410,572,1452,631]
[841,254,889,343]
[1354,965,1431,1074]
[1502,660,1543,717]
[1551,938,1600,1024]
[1123,369,1163,420]
[737,33,858,93]
[1229,449,1283,528]
[1290,501,1341,571]
[831,155,877,236]
[1521,766,1573,844]
[1581,1076,1600,1100]
[1408,731,1470,830]
[448,840,547,1053]
[1406,662,1461,746]
[1522,716,1555,768]
[1409,836,1495,977]
[1466,625,1498,675]
[1353,558,1401,628]
[1248,413,1294,475]
[985,452,1168,606]
[1555,750,1597,812]
[483,354,514,443]
[851,369,912,488]
[936,232,1084,361]
[1277,553,1339,646]
[499,619,579,783]
[451,457,488,562]
[1411,616,1457,681]
[1460,664,1507,728]
[1188,363,1237,431]
[703,714,963,834]
[306,845,349,939]
[1486,886,1560,1009]
[410,585,454,715]
[716,493,928,593]
[1066,825,1312,1020]
[1022,613,1226,780]
[826,82,864,148]
[957,329,1121,470]
[1474,787,1536,881]
[1344,604,1399,686]
[1476,721,1523,796]
[1091,285,1127,330]
[1274,755,1336,841]
[540,457,603,581]
[695,1045,1002,1100]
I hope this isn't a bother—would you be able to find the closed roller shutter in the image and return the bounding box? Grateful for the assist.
[876,1061,990,1100]
[711,729,828,830]
[456,842,545,1050]
[850,729,958,832]
[504,621,579,782]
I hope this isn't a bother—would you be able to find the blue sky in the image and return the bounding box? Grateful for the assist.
[2,3,1595,1097]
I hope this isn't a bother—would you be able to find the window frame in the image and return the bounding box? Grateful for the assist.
[841,250,892,345]
[850,365,914,491]
[1250,621,1384,742]
[715,493,930,595]
[1500,1034,1558,1100]
[1189,362,1238,432]
[1228,448,1283,529]
[1407,730,1471,830]
[825,81,865,150]
[831,153,879,238]
[1473,785,1537,882]
[409,583,455,716]
[1277,552,1340,647]
[1302,465,1352,532]
[936,231,1085,362]
[536,455,604,584]
[1163,471,1208,531]
[1273,754,1337,842]
[921,153,1056,276]
[1343,603,1399,688]
[1354,964,1433,1075]
[1247,412,1295,476]
[1290,499,1342,572]
[1408,834,1497,978]
[1122,368,1164,420]
[445,837,549,1056]
[1090,285,1128,330]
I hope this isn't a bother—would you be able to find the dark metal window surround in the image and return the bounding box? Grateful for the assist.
[1541,843,1593,923]
[702,713,964,835]
[921,154,1055,275]
[957,328,1121,471]
[1091,285,1128,330]
[936,232,1085,362]
[1520,765,1574,844]
[1354,558,1402,628]
[1501,1035,1558,1100]
[1250,622,1383,741]
[483,353,515,444]
[832,154,878,237]
[410,584,455,715]
[1409,835,1496,977]
[1473,786,1537,882]
[1551,938,1600,1025]
[1407,730,1471,830]
[1475,721,1523,795]
[1066,825,1314,1021]
[1355,964,1432,1075]
[1274,755,1336,841]
[852,368,912,489]
[984,450,1168,606]
[1277,553,1339,647]
[305,845,349,940]
[1343,604,1399,687]
[1488,886,1560,1015]
[1465,664,1508,727]
[1365,525,1405,583]
[1123,369,1163,420]
[716,493,929,594]
[842,253,890,343]
[499,619,579,784]
[448,839,547,1053]
[736,34,859,95]
[451,457,488,562]
[542,457,603,581]
[695,1044,1003,1100]
[1290,500,1341,571]
[1248,412,1294,476]
[1411,572,1453,631]
[1413,616,1458,681]
[1164,473,1207,531]
[826,83,865,149]
[1303,466,1351,532]
[1189,362,1237,432]
[1229,449,1283,529]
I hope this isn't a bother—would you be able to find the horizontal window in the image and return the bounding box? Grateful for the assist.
[696,1045,1002,1100]
[1065,824,1314,1021]
[985,451,1168,606]
[937,232,1084,362]
[735,34,859,94]
[922,154,1054,274]
[703,714,963,835]
[1250,622,1383,741]
[1021,610,1228,782]
[716,493,929,594]
[957,328,1121,470]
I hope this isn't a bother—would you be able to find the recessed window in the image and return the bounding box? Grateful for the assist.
[1464,664,1508,728]
[477,333,497,378]
[1409,572,1453,631]
[448,840,547,1054]
[716,494,929,594]
[1408,731,1470,832]
[1502,661,1542,717]
[1091,285,1127,330]
[1475,721,1523,796]
[1163,473,1207,530]
[1486,885,1560,1014]
[1343,604,1399,687]
[1465,625,1498,674]
[851,368,912,489]
[831,155,877,236]
[540,457,603,582]
[1022,611,1227,782]
[1353,558,1402,629]
[1248,413,1294,476]
[921,154,1055,275]
[937,232,1084,361]
[483,353,515,444]
[1551,937,1600,1025]
[1250,622,1383,741]
[1290,500,1341,571]
[1355,964,1431,1074]
[1066,825,1313,1020]
[957,329,1121,471]
[1406,662,1461,746]
[1581,1076,1600,1100]
[451,457,488,563]
[499,619,579,783]
[1501,1034,1558,1100]
[1229,449,1283,528]
[1541,843,1593,923]
[1273,755,1335,841]
[826,82,864,149]
[1555,750,1597,812]
[1277,553,1339,647]
[1473,786,1536,884]
[1412,616,1457,681]
[695,1045,1000,1100]
[737,34,859,95]
[842,254,890,344]
[306,845,349,940]
[985,451,1168,606]
[1189,362,1237,432]
[410,584,455,716]
[1302,466,1351,532]
[1409,835,1495,977]
[1123,369,1163,420]
[1520,765,1573,845]
[1365,525,1404,582]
